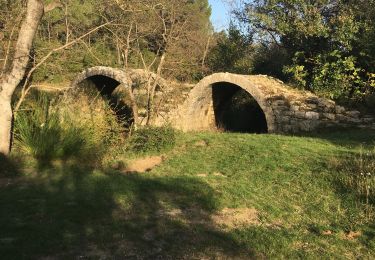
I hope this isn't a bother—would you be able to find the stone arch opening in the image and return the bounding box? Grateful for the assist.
[85,75,121,95]
[212,82,268,133]
[178,73,276,133]
[77,74,134,129]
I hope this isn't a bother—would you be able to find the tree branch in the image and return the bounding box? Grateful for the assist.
[14,21,112,112]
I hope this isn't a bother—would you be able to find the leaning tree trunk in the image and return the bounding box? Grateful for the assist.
[0,0,44,155]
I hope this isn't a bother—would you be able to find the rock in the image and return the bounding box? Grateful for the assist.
[305,112,320,120]
[299,121,311,131]
[279,116,291,123]
[346,110,361,118]
[272,100,287,107]
[294,111,306,119]
[305,97,319,104]
[363,117,374,123]
[282,125,293,132]
[335,106,346,114]
[307,104,317,109]
[323,113,335,120]
[336,114,349,122]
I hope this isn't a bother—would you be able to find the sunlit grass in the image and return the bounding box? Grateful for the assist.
[1,129,375,258]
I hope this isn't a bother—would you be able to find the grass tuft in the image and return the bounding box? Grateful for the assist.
[333,147,375,219]
[14,94,103,166]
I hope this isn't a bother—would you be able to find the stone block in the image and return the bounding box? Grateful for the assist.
[335,106,345,114]
[299,121,311,131]
[347,118,361,124]
[267,95,285,101]
[305,97,319,104]
[323,106,335,113]
[276,106,290,111]
[294,111,306,119]
[272,100,287,107]
[279,116,291,123]
[346,110,361,118]
[336,114,348,122]
[322,113,335,120]
[317,99,335,107]
[290,119,298,125]
[307,104,317,109]
[282,111,293,116]
[282,125,293,132]
[290,105,301,112]
[305,111,320,120]
[363,117,374,123]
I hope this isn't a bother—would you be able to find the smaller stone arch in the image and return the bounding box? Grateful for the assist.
[70,66,131,90]
[70,66,135,128]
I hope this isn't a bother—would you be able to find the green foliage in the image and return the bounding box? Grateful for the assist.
[284,50,371,100]
[252,43,290,80]
[128,126,176,153]
[14,94,102,165]
[208,23,253,74]
[234,0,375,107]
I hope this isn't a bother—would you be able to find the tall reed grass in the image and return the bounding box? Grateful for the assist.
[14,89,125,166]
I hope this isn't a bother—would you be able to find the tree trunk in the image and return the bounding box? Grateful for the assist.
[146,53,166,125]
[127,84,139,129]
[0,0,44,155]
[0,96,12,154]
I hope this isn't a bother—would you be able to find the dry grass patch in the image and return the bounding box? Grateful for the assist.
[124,156,165,173]
[211,208,260,229]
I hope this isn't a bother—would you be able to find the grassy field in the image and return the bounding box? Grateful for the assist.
[1,129,375,259]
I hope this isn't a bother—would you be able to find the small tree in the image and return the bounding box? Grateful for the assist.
[0,0,45,155]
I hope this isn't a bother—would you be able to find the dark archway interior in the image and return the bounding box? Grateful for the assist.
[212,82,268,133]
[83,75,134,128]
[88,75,121,95]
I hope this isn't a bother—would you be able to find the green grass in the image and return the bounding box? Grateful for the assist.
[1,129,375,259]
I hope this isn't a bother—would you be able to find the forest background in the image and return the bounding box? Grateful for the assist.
[1,0,375,112]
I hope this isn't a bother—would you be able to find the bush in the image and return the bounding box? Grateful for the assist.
[128,126,176,153]
[14,94,102,165]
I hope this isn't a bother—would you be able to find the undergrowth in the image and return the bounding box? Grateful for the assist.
[128,125,176,153]
[14,90,125,166]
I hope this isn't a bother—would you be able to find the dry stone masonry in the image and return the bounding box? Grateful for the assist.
[171,73,375,133]
[72,68,375,134]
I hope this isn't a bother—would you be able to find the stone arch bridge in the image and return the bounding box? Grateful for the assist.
[72,66,374,134]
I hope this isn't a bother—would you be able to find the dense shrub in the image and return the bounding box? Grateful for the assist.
[128,126,176,153]
[14,94,107,165]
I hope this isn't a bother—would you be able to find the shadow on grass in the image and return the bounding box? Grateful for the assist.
[0,162,254,259]
[296,128,375,148]
[0,154,21,177]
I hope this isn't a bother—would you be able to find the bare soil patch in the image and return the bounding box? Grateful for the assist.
[124,156,164,173]
[211,208,260,229]
[155,207,260,230]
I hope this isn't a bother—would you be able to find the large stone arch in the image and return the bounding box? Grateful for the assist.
[175,73,277,133]
[173,73,374,133]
